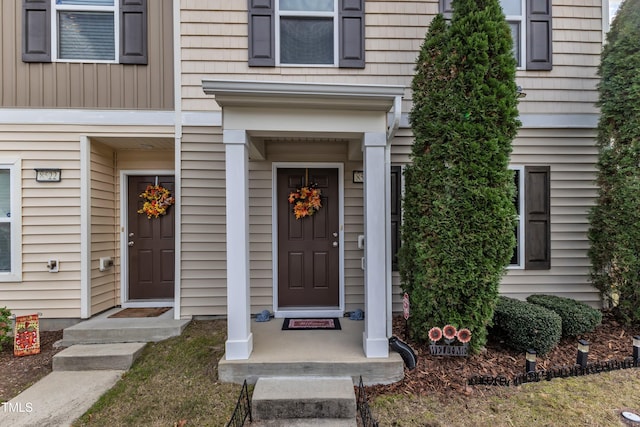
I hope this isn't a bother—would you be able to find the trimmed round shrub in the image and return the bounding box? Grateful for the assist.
[526,294,602,337]
[491,296,562,355]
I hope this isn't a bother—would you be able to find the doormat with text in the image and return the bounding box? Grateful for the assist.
[282,318,341,330]
[108,307,171,318]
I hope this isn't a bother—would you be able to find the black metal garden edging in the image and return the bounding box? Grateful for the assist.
[357,376,379,427]
[468,357,639,387]
[226,379,252,427]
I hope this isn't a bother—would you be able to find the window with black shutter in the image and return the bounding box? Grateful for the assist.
[439,0,552,71]
[22,0,147,65]
[248,0,365,68]
[391,166,402,271]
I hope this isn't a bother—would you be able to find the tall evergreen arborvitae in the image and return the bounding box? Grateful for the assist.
[588,0,640,323]
[400,0,520,352]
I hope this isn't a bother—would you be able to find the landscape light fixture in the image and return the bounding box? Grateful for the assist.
[525,349,536,373]
[576,339,589,368]
[633,336,640,364]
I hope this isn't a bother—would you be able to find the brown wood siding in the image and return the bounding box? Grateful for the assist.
[0,0,174,109]
[90,142,118,315]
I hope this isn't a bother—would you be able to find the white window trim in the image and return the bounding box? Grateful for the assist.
[275,0,339,67]
[51,0,120,64]
[502,0,526,70]
[508,165,525,269]
[0,158,22,282]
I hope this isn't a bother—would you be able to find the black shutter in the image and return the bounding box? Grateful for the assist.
[248,0,275,67]
[338,0,365,68]
[120,0,148,65]
[438,0,453,19]
[524,166,551,270]
[391,166,402,271]
[22,0,51,63]
[526,0,552,70]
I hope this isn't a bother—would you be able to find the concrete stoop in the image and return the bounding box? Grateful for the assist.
[53,342,147,371]
[59,317,190,346]
[251,377,357,425]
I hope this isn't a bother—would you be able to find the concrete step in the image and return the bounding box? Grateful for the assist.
[53,343,146,371]
[252,377,356,421]
[250,418,357,426]
[59,311,190,346]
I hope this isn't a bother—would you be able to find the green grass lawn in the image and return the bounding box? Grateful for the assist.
[73,319,640,427]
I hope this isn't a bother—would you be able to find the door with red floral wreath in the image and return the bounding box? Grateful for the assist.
[127,175,175,300]
[277,168,339,308]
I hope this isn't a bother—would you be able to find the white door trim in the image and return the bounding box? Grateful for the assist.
[120,170,176,308]
[272,162,345,318]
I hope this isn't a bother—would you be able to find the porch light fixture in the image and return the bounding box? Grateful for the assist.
[353,170,364,183]
[34,168,61,182]
[576,339,589,368]
[633,336,640,363]
[516,85,527,99]
[525,349,536,373]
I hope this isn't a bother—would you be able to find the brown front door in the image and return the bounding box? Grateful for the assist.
[277,168,340,308]
[127,175,175,300]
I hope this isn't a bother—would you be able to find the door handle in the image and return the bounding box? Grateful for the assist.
[128,241,134,247]
[332,241,338,248]
[129,232,134,237]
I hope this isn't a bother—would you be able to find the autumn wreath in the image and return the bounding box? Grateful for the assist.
[288,184,322,219]
[138,184,175,219]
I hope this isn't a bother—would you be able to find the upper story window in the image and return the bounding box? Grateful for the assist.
[278,0,336,65]
[22,0,148,65]
[439,0,552,71]
[54,0,116,62]
[0,159,22,282]
[248,0,365,68]
[502,0,525,67]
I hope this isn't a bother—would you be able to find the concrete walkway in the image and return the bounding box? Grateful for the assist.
[0,370,124,427]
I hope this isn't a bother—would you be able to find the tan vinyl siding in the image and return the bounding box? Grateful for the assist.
[0,125,175,319]
[180,127,227,317]
[504,127,599,305]
[180,1,601,117]
[387,126,600,311]
[0,126,82,318]
[90,142,118,315]
[0,0,174,110]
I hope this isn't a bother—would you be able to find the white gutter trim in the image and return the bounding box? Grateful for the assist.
[202,79,405,100]
[173,0,182,320]
[387,95,402,142]
[0,109,175,126]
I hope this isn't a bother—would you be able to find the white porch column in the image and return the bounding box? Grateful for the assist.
[363,132,389,358]
[224,129,253,360]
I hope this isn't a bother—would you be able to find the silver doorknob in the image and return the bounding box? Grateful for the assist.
[129,232,134,237]
[332,232,338,237]
[332,241,338,247]
[128,241,134,247]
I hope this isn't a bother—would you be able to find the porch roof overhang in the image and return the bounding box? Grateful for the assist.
[201,80,404,160]
[202,80,404,112]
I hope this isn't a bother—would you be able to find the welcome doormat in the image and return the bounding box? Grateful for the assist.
[282,318,341,331]
[108,307,171,318]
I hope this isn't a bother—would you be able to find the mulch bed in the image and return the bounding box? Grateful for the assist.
[367,312,640,400]
[0,330,64,402]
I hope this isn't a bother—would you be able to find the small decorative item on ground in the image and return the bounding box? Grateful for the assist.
[428,324,471,356]
[138,184,175,219]
[288,184,322,219]
[14,314,40,357]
